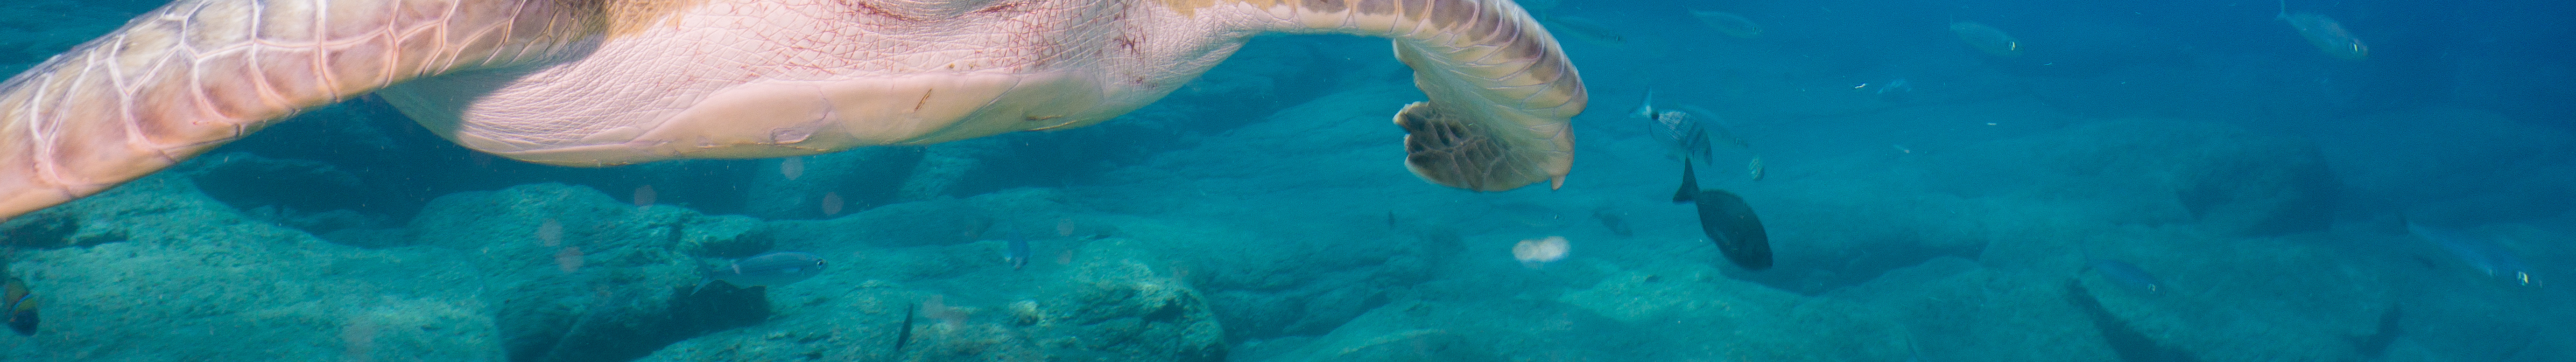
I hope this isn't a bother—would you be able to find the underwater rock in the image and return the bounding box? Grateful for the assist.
[1252,301,1531,362]
[0,208,84,249]
[899,139,1004,203]
[1239,257,1921,362]
[2071,228,2391,362]
[1553,263,1906,362]
[1904,119,2336,239]
[2037,120,2338,237]
[1106,216,1453,341]
[1029,241,1227,362]
[1080,85,1490,341]
[409,183,766,362]
[636,237,1225,362]
[181,152,386,236]
[1836,257,2129,361]
[0,174,501,362]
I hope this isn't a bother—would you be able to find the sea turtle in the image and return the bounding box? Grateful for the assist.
[0,0,1585,219]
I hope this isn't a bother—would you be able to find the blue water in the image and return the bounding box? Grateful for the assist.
[1,0,2570,361]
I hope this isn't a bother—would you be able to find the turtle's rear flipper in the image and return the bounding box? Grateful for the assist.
[1223,0,1584,191]
[0,0,598,219]
[1395,102,1569,191]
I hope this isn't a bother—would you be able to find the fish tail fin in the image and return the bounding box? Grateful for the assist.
[1674,159,1699,203]
[2276,0,2289,19]
[687,278,715,296]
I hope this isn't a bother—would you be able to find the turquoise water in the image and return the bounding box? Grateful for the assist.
[1,0,2569,361]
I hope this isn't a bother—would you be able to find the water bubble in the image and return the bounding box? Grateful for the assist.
[819,192,844,216]
[633,185,657,209]
[1513,236,1570,269]
[537,219,563,247]
[556,247,584,273]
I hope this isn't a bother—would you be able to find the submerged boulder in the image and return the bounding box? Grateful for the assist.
[2034,119,2339,236]
[634,237,1225,362]
[0,174,500,362]
[409,183,767,362]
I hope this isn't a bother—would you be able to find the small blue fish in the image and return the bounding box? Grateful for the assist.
[1005,230,1032,271]
[692,251,826,295]
[2407,222,2535,285]
[2085,259,2165,295]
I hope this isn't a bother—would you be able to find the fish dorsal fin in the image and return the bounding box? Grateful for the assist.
[1633,90,1658,118]
[1674,158,1700,203]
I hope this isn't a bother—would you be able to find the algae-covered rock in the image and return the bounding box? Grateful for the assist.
[1844,227,2395,362]
[636,237,1225,362]
[1892,119,2336,239]
[1253,299,1620,362]
[1104,215,1453,341]
[1837,257,2131,362]
[2073,229,2391,362]
[1556,263,1907,362]
[408,183,760,362]
[1257,261,1907,362]
[0,174,500,362]
[2034,120,2339,236]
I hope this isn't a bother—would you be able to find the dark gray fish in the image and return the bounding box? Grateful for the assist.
[2085,259,2164,295]
[693,251,826,294]
[4,276,33,336]
[1675,160,1772,270]
[1592,210,1634,237]
[894,302,916,355]
[1006,230,1032,271]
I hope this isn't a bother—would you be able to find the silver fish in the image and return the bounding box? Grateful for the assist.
[2407,222,2534,285]
[694,251,827,294]
[2084,259,2165,295]
[1948,21,2023,57]
[1689,10,1764,39]
[2279,0,2367,60]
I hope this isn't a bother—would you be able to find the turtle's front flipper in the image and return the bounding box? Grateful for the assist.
[1203,0,1584,191]
[0,0,601,219]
